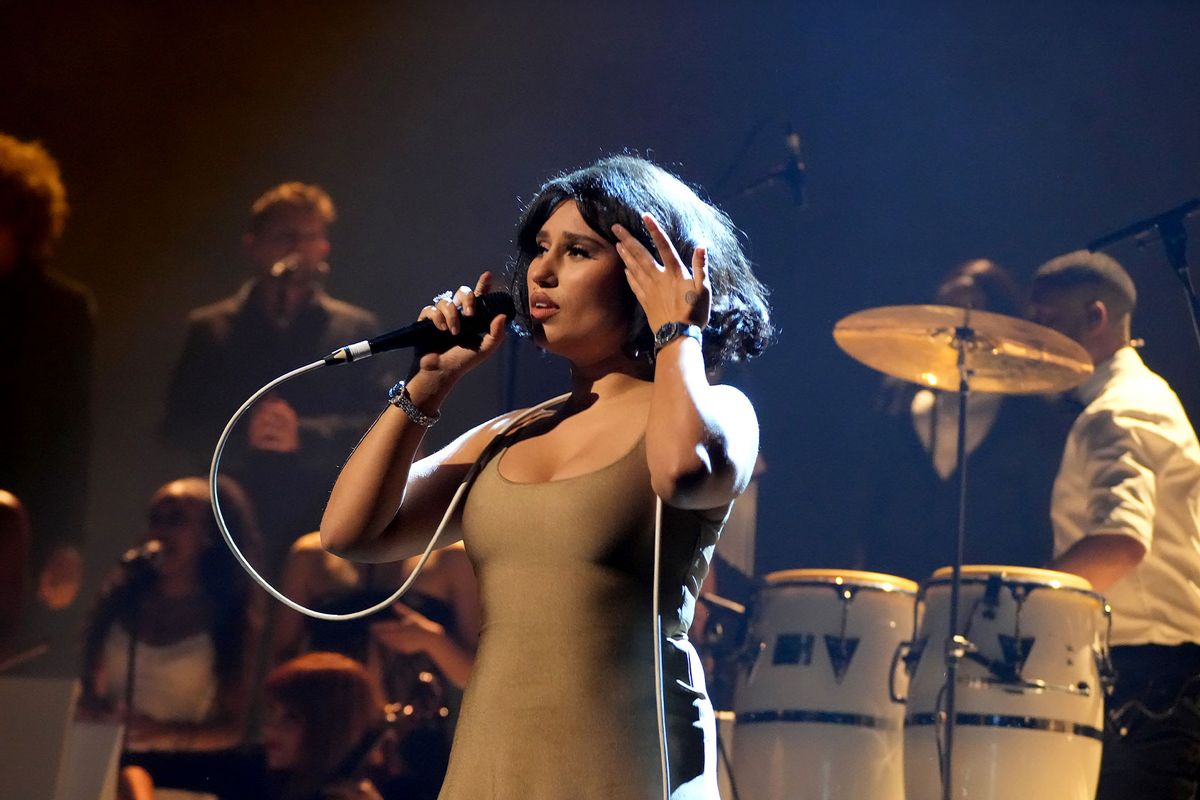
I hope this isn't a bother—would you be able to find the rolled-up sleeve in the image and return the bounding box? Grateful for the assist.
[1078,409,1171,550]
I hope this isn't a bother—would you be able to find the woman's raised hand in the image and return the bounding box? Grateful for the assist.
[612,213,711,333]
[412,271,507,384]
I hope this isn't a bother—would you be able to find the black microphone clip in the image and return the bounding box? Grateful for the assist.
[782,125,808,208]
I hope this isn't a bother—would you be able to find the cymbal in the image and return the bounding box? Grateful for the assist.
[833,305,1093,394]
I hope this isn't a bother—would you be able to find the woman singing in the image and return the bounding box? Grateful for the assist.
[321,155,772,799]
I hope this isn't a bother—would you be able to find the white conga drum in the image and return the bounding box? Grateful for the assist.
[732,569,918,800]
[904,565,1109,800]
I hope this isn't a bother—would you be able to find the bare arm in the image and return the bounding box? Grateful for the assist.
[272,535,344,663]
[371,547,480,688]
[320,273,509,562]
[371,602,477,689]
[1050,409,1164,591]
[615,215,759,509]
[1051,534,1146,592]
[647,340,759,509]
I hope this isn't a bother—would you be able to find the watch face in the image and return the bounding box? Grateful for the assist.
[655,323,682,347]
[655,322,697,351]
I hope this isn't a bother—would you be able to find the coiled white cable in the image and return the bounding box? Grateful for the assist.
[208,359,563,622]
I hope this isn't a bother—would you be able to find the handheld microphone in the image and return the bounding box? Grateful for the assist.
[269,254,301,278]
[270,254,329,279]
[324,291,515,365]
[120,539,163,567]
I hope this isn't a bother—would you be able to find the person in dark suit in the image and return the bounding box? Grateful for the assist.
[163,182,386,578]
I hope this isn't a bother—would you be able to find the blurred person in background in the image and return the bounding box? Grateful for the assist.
[0,491,32,665]
[0,132,96,671]
[850,258,1075,582]
[273,534,479,800]
[162,182,386,579]
[78,476,263,793]
[120,651,384,800]
[1030,251,1200,800]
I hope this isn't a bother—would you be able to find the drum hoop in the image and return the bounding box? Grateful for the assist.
[926,565,1092,592]
[762,569,918,595]
[905,712,1103,742]
[765,580,919,597]
[920,575,1107,607]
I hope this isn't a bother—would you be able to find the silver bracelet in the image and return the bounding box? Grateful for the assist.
[387,380,441,428]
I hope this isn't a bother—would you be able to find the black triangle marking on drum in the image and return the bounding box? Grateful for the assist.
[824,635,860,684]
[998,634,1036,674]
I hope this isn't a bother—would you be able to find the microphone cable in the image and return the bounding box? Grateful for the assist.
[208,356,565,621]
[652,494,672,800]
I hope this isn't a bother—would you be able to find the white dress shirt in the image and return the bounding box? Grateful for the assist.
[1052,346,1200,645]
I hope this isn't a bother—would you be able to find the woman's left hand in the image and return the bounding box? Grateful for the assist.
[613,213,711,333]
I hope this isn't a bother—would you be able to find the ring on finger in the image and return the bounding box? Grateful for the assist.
[432,290,454,304]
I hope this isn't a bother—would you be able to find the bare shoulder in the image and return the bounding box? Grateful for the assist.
[285,531,360,588]
[423,400,563,468]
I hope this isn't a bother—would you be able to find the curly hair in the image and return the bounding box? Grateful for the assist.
[510,155,774,369]
[0,133,69,264]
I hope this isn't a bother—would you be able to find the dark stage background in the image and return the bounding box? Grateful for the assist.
[3,1,1199,593]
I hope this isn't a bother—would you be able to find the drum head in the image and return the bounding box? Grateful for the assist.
[763,568,918,594]
[925,564,1093,592]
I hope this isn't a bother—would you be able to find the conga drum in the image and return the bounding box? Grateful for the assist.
[904,565,1109,800]
[732,569,918,799]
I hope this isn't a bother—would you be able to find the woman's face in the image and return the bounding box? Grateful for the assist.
[526,200,634,366]
[261,700,303,771]
[146,483,212,581]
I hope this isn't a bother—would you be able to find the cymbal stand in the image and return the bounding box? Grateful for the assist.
[940,309,976,800]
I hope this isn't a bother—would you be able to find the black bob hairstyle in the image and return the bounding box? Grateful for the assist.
[510,155,773,369]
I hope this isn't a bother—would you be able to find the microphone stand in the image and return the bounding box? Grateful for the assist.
[939,309,977,800]
[1088,198,1200,355]
[120,586,144,756]
[718,159,807,207]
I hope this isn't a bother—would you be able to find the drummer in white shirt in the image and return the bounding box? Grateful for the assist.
[1027,249,1200,800]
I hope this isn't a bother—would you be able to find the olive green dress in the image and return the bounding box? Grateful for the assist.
[439,428,724,799]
